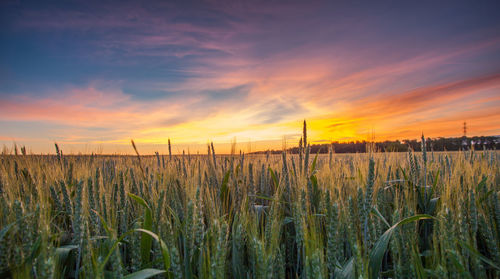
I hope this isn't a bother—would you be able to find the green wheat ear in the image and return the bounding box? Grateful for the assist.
[0,122,498,279]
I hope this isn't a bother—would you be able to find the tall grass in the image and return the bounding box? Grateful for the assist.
[0,123,498,278]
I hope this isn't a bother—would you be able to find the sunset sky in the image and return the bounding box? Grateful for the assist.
[1,0,500,154]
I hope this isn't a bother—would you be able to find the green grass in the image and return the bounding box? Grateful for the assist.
[0,126,498,278]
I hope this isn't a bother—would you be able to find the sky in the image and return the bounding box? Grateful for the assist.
[1,0,500,154]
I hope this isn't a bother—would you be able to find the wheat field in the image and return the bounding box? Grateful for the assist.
[0,126,499,279]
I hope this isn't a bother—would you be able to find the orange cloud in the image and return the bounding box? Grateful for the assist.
[304,74,500,141]
[1,35,499,154]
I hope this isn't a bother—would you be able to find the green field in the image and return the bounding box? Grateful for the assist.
[0,138,499,278]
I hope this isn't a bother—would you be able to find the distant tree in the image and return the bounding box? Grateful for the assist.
[252,136,499,154]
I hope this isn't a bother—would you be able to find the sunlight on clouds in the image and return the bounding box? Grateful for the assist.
[1,1,499,154]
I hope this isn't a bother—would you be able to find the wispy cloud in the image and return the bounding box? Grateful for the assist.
[1,0,499,153]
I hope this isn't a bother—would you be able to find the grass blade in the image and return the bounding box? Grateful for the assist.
[369,214,435,279]
[128,193,153,267]
[135,229,171,273]
[124,268,166,279]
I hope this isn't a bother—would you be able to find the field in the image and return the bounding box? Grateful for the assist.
[0,137,499,278]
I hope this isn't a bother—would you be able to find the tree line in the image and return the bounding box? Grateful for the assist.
[252,135,499,154]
